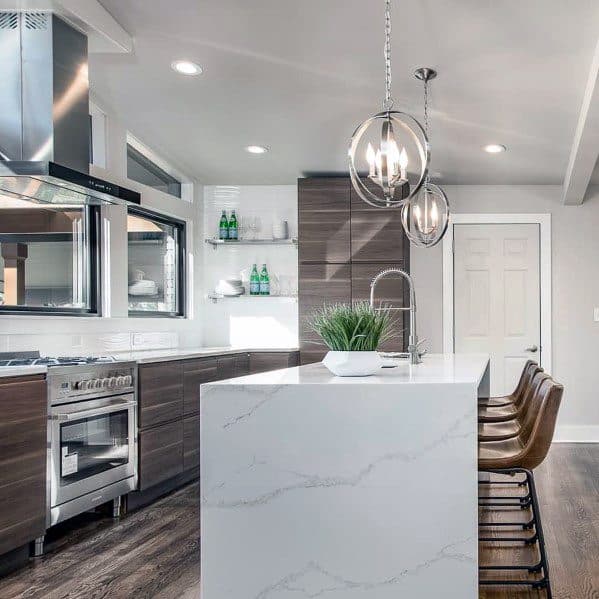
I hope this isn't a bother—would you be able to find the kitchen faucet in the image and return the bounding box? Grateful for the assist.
[369,268,423,365]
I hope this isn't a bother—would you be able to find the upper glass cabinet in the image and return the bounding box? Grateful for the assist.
[0,197,98,314]
[127,207,185,317]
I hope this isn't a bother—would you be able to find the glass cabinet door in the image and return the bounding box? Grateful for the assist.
[127,209,185,316]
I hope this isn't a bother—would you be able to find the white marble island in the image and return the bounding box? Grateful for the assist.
[200,353,489,598]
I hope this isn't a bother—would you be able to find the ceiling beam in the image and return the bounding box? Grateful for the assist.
[562,39,599,205]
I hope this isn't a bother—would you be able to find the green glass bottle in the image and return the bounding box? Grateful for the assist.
[219,210,228,240]
[259,264,270,296]
[250,264,260,296]
[228,210,238,241]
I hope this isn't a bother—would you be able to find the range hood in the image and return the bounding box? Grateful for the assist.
[0,11,140,207]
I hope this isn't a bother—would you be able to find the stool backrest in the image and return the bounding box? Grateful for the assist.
[519,377,564,470]
[513,361,543,407]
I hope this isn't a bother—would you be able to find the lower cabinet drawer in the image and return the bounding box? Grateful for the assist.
[139,421,183,491]
[183,415,200,472]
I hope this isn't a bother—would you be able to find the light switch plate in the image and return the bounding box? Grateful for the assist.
[594,308,599,322]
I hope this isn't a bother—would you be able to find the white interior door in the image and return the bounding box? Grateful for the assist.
[453,223,540,396]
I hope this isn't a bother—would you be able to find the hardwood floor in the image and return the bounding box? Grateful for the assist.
[0,445,597,598]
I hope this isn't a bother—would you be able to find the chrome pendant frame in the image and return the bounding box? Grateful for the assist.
[348,110,430,209]
[401,181,450,248]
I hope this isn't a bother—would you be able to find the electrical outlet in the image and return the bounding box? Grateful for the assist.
[594,308,599,322]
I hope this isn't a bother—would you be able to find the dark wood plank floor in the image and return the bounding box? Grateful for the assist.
[0,445,597,598]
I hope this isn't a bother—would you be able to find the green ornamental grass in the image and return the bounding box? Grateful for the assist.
[309,302,396,352]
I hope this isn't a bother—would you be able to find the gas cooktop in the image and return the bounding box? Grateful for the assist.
[0,352,116,367]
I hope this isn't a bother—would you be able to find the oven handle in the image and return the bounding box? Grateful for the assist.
[50,401,137,422]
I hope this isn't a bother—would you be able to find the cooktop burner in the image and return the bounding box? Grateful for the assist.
[0,353,116,367]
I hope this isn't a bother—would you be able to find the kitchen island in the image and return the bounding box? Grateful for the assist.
[200,353,489,598]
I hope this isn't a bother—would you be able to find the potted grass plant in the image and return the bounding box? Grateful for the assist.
[309,302,395,376]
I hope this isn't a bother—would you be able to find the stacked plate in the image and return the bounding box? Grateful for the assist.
[215,278,245,296]
[128,279,158,296]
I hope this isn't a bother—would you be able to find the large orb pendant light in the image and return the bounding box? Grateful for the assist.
[348,0,429,208]
[401,68,450,247]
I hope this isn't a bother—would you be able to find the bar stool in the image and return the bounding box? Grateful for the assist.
[479,365,544,424]
[478,377,563,597]
[478,360,540,409]
[478,371,551,442]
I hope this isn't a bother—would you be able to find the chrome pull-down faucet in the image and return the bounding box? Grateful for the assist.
[369,268,422,365]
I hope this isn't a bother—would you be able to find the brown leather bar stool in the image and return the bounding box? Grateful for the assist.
[478,371,551,442]
[479,365,544,424]
[478,377,563,597]
[478,360,540,409]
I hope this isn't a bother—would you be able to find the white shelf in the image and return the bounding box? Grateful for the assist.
[208,294,297,304]
[206,238,297,249]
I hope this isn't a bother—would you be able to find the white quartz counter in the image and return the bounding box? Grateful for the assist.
[0,365,47,379]
[200,353,489,598]
[111,346,299,364]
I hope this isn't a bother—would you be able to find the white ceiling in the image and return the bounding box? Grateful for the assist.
[92,0,599,185]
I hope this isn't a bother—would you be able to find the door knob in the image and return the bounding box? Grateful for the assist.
[525,345,538,353]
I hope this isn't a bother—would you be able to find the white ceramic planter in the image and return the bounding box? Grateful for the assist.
[322,351,383,377]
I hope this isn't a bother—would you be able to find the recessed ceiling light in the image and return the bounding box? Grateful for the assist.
[245,145,269,154]
[483,144,507,154]
[171,60,202,76]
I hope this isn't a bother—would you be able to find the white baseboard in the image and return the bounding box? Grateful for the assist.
[554,425,599,443]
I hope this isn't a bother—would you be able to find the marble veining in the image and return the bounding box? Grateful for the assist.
[200,354,488,598]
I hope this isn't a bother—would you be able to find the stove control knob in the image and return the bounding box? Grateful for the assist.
[92,378,102,389]
[77,380,89,390]
[109,377,118,387]
[116,376,126,386]
[124,375,133,386]
[100,378,110,388]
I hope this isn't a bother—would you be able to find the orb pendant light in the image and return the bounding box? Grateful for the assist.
[401,68,450,247]
[349,0,429,208]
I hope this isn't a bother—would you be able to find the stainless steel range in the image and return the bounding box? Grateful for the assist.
[0,352,138,549]
[46,359,138,529]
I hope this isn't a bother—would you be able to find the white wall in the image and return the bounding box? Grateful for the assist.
[0,99,205,355]
[202,185,298,348]
[412,184,599,440]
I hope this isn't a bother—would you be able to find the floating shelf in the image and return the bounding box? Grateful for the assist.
[208,293,297,304]
[205,238,297,249]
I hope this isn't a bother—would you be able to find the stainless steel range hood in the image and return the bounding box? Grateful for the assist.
[0,11,140,207]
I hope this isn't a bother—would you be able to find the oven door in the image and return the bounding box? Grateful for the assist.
[50,394,137,507]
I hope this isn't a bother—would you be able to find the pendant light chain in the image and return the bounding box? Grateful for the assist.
[383,0,393,110]
[423,76,430,185]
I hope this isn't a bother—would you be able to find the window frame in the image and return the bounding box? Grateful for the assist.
[127,205,186,319]
[0,206,101,317]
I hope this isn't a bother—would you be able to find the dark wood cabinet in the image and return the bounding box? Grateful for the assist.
[138,420,184,491]
[183,358,217,416]
[299,263,351,364]
[350,187,409,263]
[137,351,293,491]
[0,375,46,556]
[138,361,183,429]
[183,415,200,472]
[249,351,300,374]
[298,178,351,263]
[298,176,411,363]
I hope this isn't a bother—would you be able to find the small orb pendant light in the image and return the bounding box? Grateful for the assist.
[348,0,429,208]
[401,68,450,248]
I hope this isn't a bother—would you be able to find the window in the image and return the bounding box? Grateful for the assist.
[127,207,185,316]
[127,144,182,199]
[0,198,99,314]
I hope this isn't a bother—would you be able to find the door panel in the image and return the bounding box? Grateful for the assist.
[298,178,351,263]
[298,263,351,362]
[454,223,540,395]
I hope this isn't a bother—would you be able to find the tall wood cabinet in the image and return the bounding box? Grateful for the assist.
[0,374,46,556]
[298,177,410,363]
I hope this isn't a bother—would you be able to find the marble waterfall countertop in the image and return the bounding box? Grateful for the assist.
[200,353,490,599]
